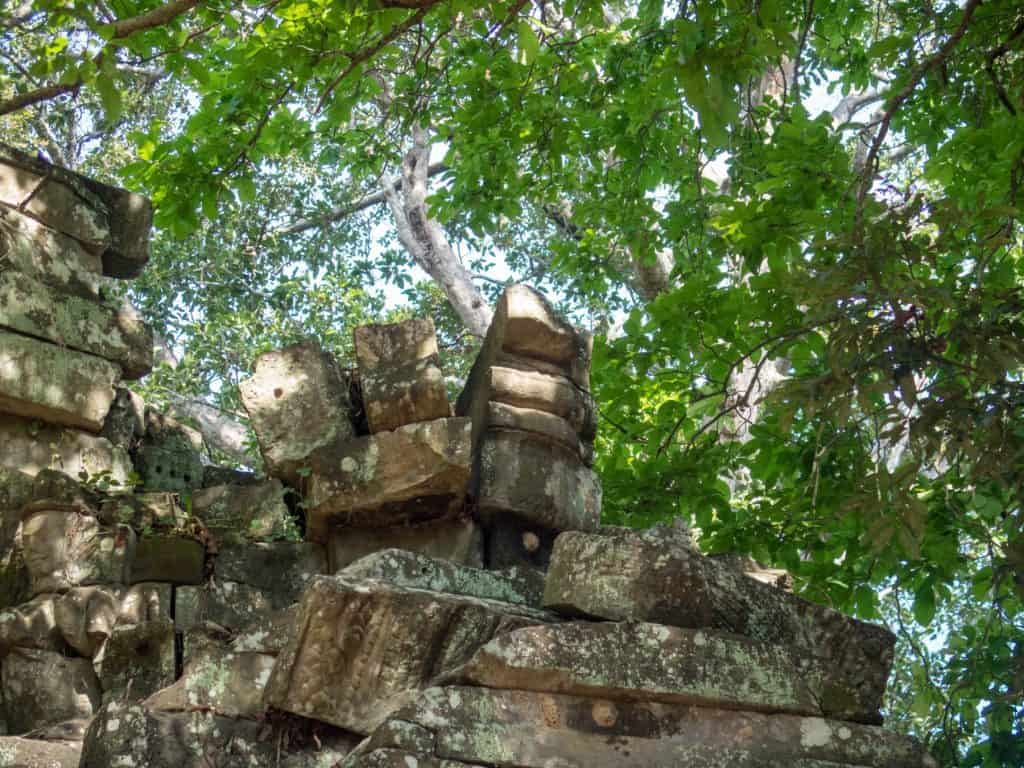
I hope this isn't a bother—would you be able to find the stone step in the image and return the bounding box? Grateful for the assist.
[0,329,120,431]
[543,529,896,720]
[446,620,882,724]
[353,686,936,768]
[0,271,152,378]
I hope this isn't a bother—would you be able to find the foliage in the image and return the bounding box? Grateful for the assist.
[3,0,1023,763]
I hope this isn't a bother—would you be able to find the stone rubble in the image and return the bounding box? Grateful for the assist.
[0,148,934,767]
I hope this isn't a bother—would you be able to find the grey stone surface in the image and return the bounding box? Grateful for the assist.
[0,329,120,432]
[147,648,276,717]
[191,479,296,544]
[0,205,102,299]
[215,541,326,594]
[304,417,472,542]
[328,517,483,572]
[1,647,100,733]
[0,271,152,379]
[95,616,176,703]
[239,339,355,484]
[0,735,82,767]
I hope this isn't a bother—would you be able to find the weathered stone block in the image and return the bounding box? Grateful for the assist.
[543,529,896,720]
[21,505,135,596]
[0,736,82,766]
[0,272,152,379]
[0,414,133,487]
[355,318,450,433]
[342,549,545,609]
[0,329,120,431]
[0,205,102,299]
[98,491,185,532]
[263,575,544,733]
[0,594,64,654]
[487,366,597,437]
[100,386,146,448]
[147,648,276,717]
[52,585,121,656]
[449,621,880,723]
[239,340,355,484]
[129,536,205,584]
[133,409,204,491]
[477,430,601,533]
[1,647,101,733]
[328,517,482,572]
[191,479,296,544]
[95,616,176,703]
[362,686,936,768]
[486,400,591,464]
[304,417,472,542]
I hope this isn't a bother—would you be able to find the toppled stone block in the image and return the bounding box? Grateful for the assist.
[359,686,936,768]
[448,620,881,723]
[343,549,545,609]
[0,329,120,432]
[0,271,152,379]
[1,647,101,733]
[0,205,102,299]
[0,143,152,277]
[133,409,204,491]
[95,616,175,703]
[304,417,472,542]
[328,517,482,571]
[191,479,296,544]
[129,535,206,585]
[0,414,133,487]
[354,318,450,433]
[147,648,276,717]
[0,736,82,767]
[263,575,544,733]
[80,701,360,768]
[239,340,355,484]
[477,430,601,534]
[21,504,135,596]
[543,528,896,720]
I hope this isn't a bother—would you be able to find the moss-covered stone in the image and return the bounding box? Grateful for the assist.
[0,735,82,767]
[190,479,295,544]
[1,647,100,733]
[0,329,120,432]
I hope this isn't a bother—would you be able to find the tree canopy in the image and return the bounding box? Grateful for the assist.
[2,0,1022,764]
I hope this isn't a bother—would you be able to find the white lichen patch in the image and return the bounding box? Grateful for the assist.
[800,718,833,748]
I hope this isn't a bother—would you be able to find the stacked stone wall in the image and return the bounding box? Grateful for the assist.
[0,148,935,768]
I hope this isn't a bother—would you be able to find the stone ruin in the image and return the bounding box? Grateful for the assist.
[0,144,937,767]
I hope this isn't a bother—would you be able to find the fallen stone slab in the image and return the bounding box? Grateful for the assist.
[129,535,206,584]
[447,620,881,723]
[21,504,135,596]
[366,686,936,768]
[342,549,545,609]
[355,318,450,433]
[80,701,360,768]
[1,647,101,733]
[0,271,152,379]
[0,413,133,486]
[329,516,483,571]
[239,339,355,484]
[263,575,546,734]
[147,648,276,717]
[0,329,120,431]
[543,529,896,720]
[0,204,102,299]
[0,736,82,767]
[477,429,601,534]
[191,478,296,544]
[304,417,472,542]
